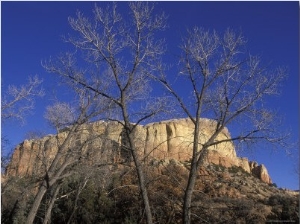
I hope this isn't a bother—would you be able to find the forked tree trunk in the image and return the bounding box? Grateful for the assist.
[25,124,80,224]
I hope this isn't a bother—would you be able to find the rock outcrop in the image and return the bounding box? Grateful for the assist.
[5,118,272,184]
[249,161,272,184]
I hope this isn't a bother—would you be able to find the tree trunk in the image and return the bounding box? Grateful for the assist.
[131,149,153,224]
[182,116,201,224]
[26,183,48,224]
[43,184,61,224]
[122,115,153,223]
[120,86,153,224]
[26,124,80,224]
[182,160,198,224]
[125,129,153,224]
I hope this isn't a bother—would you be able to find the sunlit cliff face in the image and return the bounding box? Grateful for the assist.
[5,118,271,184]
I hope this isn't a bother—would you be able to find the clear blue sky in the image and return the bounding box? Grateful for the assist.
[1,1,299,190]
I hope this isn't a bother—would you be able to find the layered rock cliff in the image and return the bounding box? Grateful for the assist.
[5,118,272,184]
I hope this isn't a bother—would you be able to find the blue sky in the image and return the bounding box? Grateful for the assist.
[1,1,299,190]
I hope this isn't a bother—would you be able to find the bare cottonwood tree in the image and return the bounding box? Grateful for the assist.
[43,3,167,223]
[156,28,287,224]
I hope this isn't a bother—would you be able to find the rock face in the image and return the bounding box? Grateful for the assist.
[249,162,272,184]
[5,118,272,184]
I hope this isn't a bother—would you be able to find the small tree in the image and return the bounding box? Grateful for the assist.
[156,28,287,224]
[25,87,112,223]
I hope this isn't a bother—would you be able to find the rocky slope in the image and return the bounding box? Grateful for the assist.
[5,118,271,184]
[2,157,299,224]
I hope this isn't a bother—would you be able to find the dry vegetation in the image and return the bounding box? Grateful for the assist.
[2,160,298,223]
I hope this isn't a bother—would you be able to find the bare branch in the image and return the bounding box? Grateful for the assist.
[2,75,44,123]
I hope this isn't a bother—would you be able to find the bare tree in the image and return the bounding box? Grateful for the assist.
[43,3,167,223]
[25,86,112,223]
[156,28,287,224]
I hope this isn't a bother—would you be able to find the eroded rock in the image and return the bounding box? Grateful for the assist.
[5,118,272,183]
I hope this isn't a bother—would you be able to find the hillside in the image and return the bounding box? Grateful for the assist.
[2,118,298,223]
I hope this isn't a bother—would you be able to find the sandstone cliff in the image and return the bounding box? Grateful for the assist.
[5,118,272,184]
